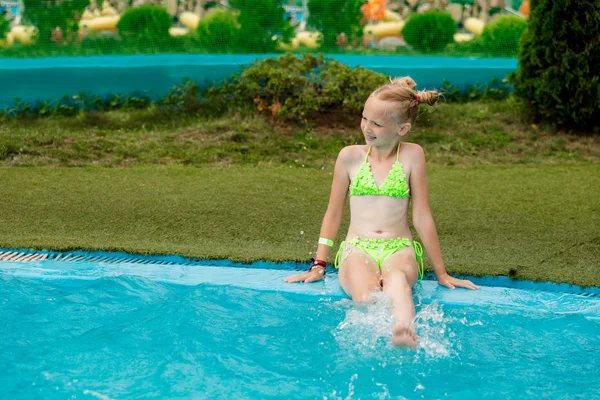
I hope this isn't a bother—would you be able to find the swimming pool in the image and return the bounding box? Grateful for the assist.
[2,255,599,399]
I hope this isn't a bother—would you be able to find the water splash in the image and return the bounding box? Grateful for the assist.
[332,293,393,355]
[413,301,452,358]
[323,373,358,400]
[331,294,454,360]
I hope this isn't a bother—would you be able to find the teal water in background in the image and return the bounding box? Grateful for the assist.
[0,55,517,109]
[1,259,598,399]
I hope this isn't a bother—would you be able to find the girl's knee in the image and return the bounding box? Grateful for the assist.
[352,291,374,302]
[383,270,412,291]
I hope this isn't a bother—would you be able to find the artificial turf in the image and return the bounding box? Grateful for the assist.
[1,163,598,287]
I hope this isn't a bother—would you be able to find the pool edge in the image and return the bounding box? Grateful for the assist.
[1,246,598,296]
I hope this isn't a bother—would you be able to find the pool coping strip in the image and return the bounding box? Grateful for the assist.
[1,247,598,296]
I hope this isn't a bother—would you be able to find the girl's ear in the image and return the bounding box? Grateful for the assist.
[398,123,412,137]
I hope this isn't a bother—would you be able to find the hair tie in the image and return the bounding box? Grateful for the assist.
[415,94,421,104]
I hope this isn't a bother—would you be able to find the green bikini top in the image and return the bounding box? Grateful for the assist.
[349,145,410,198]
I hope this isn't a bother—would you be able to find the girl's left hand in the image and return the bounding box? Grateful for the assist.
[438,274,479,290]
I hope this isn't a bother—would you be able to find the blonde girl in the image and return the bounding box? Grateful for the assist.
[284,77,478,348]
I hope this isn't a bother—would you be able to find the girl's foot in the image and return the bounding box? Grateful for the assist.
[392,321,417,348]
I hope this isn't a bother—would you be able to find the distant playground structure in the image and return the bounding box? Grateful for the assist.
[1,0,529,54]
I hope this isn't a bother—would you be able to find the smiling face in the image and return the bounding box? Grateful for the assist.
[360,96,411,146]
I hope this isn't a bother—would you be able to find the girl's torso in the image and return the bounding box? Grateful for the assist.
[346,144,413,240]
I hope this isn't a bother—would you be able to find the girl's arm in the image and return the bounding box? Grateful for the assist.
[284,147,352,283]
[409,144,478,290]
[314,148,352,262]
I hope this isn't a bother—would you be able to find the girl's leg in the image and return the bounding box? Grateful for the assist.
[337,247,381,302]
[380,247,419,348]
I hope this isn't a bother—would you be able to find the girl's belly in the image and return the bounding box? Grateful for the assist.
[347,196,412,239]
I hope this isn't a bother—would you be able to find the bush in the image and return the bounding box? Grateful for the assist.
[162,79,201,113]
[0,15,9,39]
[117,5,172,43]
[512,0,600,132]
[307,0,363,50]
[230,0,294,53]
[440,78,510,102]
[196,9,240,52]
[22,0,88,44]
[203,53,389,122]
[402,10,456,53]
[481,15,527,57]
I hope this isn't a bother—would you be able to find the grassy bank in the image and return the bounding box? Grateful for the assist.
[2,100,599,167]
[1,164,598,287]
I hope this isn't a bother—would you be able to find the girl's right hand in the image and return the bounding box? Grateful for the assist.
[283,267,326,283]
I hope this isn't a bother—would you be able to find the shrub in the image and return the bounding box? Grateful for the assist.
[0,15,9,39]
[22,0,88,44]
[117,5,172,43]
[230,0,294,52]
[402,10,456,53]
[440,78,510,103]
[123,92,151,109]
[481,15,527,57]
[196,9,240,52]
[511,0,600,132]
[307,0,363,50]
[203,53,389,122]
[162,79,201,113]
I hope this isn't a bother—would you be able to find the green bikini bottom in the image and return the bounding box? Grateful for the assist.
[334,237,424,281]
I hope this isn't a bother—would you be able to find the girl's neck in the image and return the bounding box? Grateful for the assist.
[369,142,401,162]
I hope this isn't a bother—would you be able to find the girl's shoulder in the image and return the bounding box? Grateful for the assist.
[400,142,426,162]
[337,145,367,164]
[401,141,424,153]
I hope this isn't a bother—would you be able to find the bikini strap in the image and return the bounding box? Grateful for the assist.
[396,143,401,162]
[365,146,372,162]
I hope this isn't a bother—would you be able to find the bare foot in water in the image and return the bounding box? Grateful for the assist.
[392,322,418,348]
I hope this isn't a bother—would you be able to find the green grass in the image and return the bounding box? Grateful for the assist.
[1,100,598,286]
[1,164,599,287]
[1,101,599,167]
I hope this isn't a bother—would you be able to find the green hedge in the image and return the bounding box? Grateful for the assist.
[196,9,240,52]
[402,10,456,53]
[307,0,363,50]
[0,15,9,39]
[117,5,172,43]
[22,0,88,44]
[481,15,527,57]
[229,0,293,53]
[512,0,600,132]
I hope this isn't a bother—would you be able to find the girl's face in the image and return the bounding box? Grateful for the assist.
[360,96,409,146]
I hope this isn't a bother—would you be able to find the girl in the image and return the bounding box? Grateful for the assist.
[284,77,478,348]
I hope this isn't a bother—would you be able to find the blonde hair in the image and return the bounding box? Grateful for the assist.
[371,77,440,125]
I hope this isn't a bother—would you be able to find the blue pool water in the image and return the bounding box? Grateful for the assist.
[1,259,599,399]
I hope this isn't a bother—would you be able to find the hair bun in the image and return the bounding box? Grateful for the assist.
[417,90,440,106]
[373,76,440,125]
[391,77,417,91]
